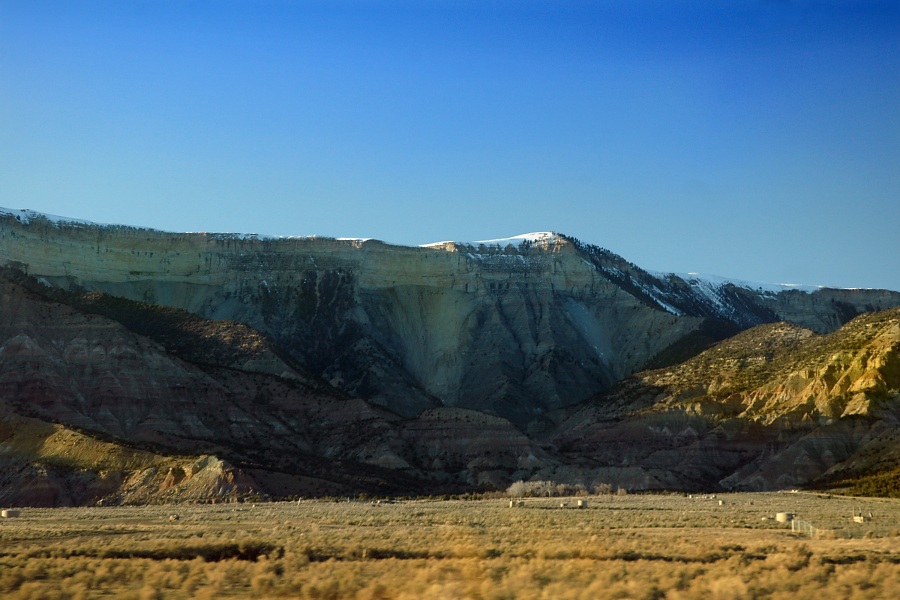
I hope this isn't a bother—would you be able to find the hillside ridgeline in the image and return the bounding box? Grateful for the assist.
[3,210,899,426]
[1,209,899,503]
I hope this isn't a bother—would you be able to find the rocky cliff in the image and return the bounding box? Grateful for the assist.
[3,267,896,502]
[0,271,549,503]
[551,307,900,492]
[1,208,899,504]
[3,208,898,426]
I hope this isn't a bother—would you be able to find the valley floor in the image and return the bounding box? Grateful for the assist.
[0,492,898,599]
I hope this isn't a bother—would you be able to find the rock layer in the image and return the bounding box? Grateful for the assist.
[552,308,900,492]
[1,209,899,503]
[0,269,898,503]
[4,210,898,425]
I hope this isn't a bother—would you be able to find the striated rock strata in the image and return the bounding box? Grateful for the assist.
[3,209,899,425]
[552,308,900,492]
[1,209,899,504]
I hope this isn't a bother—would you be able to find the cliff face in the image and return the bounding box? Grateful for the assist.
[3,210,899,425]
[0,273,552,502]
[0,251,898,502]
[0,213,695,423]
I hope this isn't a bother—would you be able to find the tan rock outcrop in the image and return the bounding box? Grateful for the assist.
[554,309,900,491]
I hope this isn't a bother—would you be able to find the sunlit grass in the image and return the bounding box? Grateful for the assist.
[0,492,897,598]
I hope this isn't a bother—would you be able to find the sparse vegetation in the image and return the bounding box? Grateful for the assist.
[506,480,594,497]
[0,492,897,598]
[819,466,900,499]
[651,308,900,404]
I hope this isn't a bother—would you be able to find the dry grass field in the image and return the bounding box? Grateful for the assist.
[0,492,898,599]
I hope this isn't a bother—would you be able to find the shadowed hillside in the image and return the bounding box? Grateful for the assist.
[1,210,899,504]
[4,209,899,426]
[1,266,898,503]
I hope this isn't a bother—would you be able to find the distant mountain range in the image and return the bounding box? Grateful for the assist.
[1,207,898,505]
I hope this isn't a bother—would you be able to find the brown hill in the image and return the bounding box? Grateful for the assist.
[0,272,541,503]
[551,308,900,493]
[2,265,898,503]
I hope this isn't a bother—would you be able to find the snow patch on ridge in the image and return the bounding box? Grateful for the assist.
[0,207,98,228]
[420,232,562,272]
[644,271,825,316]
[421,232,559,248]
[471,232,558,246]
[3,207,884,292]
[0,206,325,240]
[662,271,823,295]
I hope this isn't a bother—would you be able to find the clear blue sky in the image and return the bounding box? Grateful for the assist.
[2,1,898,289]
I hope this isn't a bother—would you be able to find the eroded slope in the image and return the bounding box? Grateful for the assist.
[553,308,900,492]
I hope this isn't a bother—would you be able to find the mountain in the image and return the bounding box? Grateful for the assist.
[0,207,898,504]
[3,208,898,426]
[0,269,546,504]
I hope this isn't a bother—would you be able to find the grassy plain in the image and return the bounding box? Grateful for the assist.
[0,492,898,599]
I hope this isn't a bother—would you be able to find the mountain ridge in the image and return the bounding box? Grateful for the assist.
[4,206,894,293]
[1,207,899,503]
[0,267,898,503]
[3,207,899,425]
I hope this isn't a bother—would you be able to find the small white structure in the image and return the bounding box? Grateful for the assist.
[1,509,20,518]
[776,512,793,523]
[852,509,872,523]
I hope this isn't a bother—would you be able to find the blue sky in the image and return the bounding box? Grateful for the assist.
[2,1,898,289]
